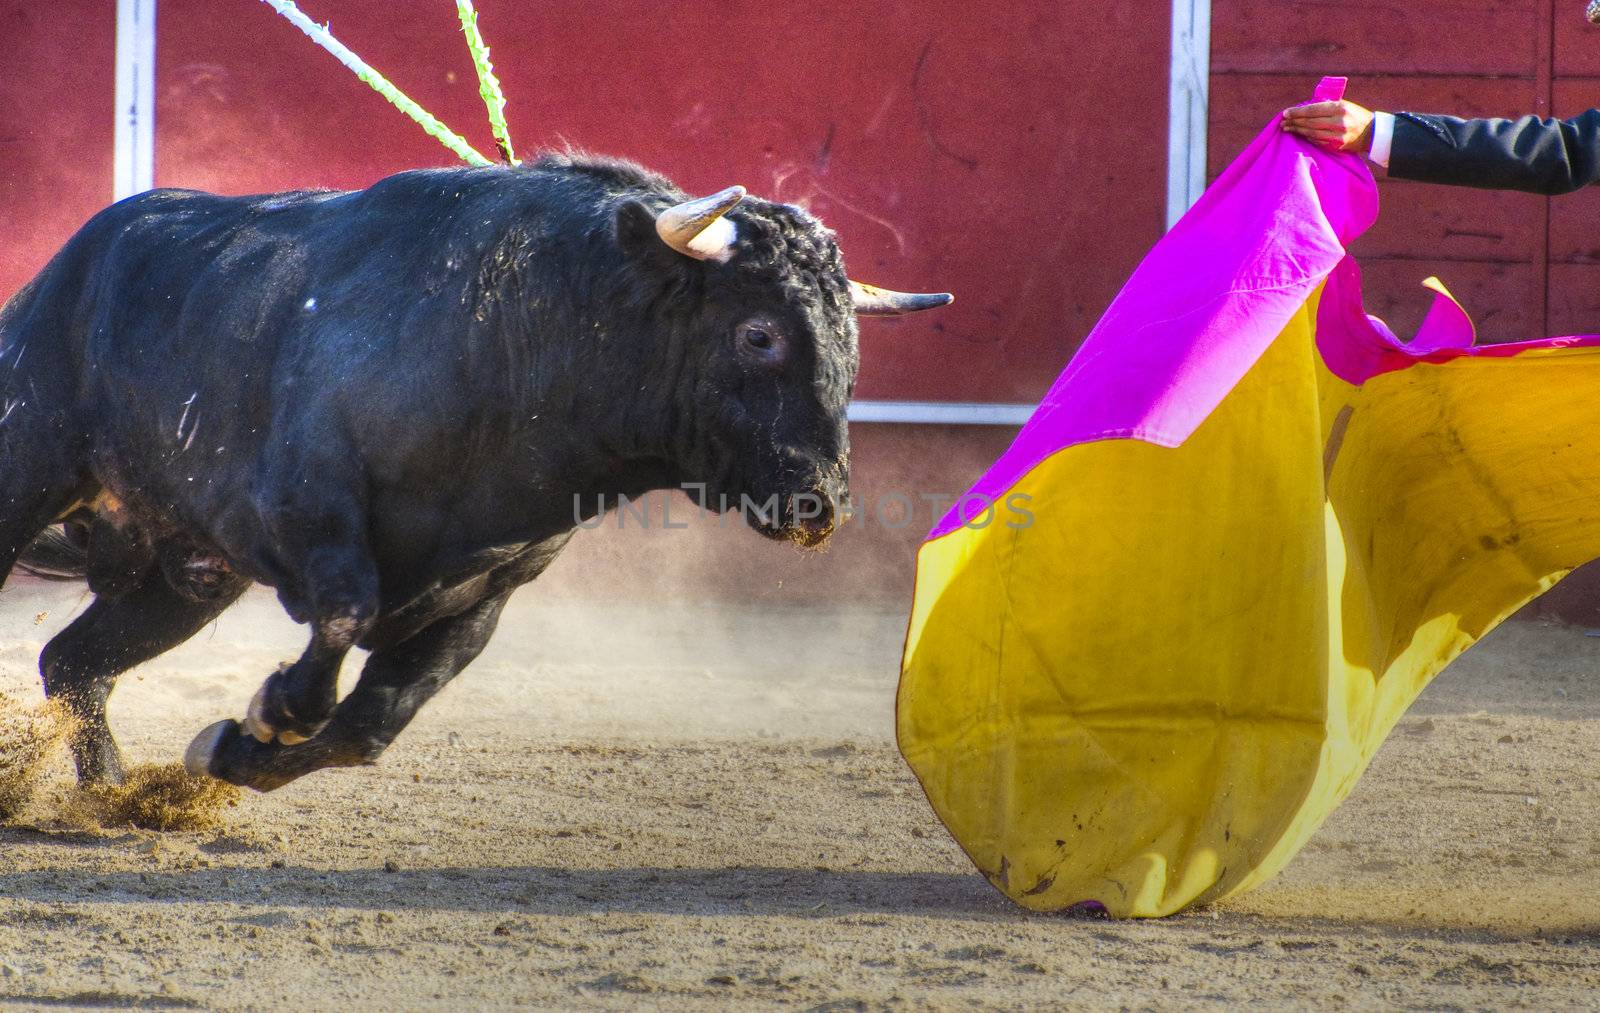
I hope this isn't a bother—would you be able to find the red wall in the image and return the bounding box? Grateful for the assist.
[0,1,114,306]
[2,3,1171,403]
[149,0,1169,404]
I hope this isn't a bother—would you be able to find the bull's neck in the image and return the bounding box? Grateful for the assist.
[488,389,693,532]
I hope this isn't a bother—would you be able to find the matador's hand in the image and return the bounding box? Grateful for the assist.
[1281,100,1376,154]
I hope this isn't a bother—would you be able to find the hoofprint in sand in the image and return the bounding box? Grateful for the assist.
[0,579,1595,1008]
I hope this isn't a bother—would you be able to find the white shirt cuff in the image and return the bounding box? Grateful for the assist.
[1369,111,1395,168]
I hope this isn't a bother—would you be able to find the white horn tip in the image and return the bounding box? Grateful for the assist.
[688,217,739,261]
[656,186,747,261]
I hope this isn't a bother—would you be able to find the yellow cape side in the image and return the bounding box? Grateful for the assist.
[899,287,1600,916]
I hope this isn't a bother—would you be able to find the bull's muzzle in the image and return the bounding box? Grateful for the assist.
[783,489,840,548]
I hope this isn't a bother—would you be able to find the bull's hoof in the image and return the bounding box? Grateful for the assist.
[184,719,235,778]
[182,719,312,792]
[244,683,318,746]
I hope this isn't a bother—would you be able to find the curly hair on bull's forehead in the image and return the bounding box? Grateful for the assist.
[725,199,853,318]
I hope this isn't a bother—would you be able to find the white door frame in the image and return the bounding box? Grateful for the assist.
[114,0,157,202]
[1167,0,1211,229]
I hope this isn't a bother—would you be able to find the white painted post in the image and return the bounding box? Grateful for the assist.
[1167,0,1211,230]
[114,0,157,202]
[846,401,1035,426]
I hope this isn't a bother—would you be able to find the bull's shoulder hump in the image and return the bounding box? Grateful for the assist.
[153,187,351,213]
[354,159,678,210]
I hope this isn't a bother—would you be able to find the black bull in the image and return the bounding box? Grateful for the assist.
[0,154,948,791]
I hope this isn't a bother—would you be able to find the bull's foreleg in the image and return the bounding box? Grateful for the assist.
[190,590,511,791]
[42,567,250,784]
[242,618,364,746]
[242,472,382,746]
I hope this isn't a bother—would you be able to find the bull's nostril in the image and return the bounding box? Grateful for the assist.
[785,514,837,549]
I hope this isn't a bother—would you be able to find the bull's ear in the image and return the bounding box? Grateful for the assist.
[615,199,684,273]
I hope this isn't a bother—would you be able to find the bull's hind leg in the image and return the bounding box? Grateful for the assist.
[42,569,250,784]
[0,448,87,589]
[190,590,511,791]
[0,317,95,586]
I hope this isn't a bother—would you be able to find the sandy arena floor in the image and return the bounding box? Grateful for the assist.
[0,579,1596,1009]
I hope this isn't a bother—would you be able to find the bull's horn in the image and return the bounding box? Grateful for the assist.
[849,280,955,316]
[656,185,746,262]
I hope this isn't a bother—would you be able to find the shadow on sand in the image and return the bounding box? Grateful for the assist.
[0,857,1021,921]
[1,852,1595,943]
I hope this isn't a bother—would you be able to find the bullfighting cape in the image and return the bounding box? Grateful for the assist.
[898,78,1600,917]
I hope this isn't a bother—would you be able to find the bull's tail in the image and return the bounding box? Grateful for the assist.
[15,526,88,581]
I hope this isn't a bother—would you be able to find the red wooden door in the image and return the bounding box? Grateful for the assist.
[1211,1,1600,620]
[1550,14,1600,334]
[1211,0,1564,343]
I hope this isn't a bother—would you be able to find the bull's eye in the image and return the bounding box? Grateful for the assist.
[735,319,786,366]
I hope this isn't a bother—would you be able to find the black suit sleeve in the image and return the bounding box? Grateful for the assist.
[1387,109,1600,195]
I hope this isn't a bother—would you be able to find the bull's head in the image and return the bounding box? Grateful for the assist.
[615,184,950,546]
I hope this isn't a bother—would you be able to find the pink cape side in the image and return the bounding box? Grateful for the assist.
[930,77,1600,540]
